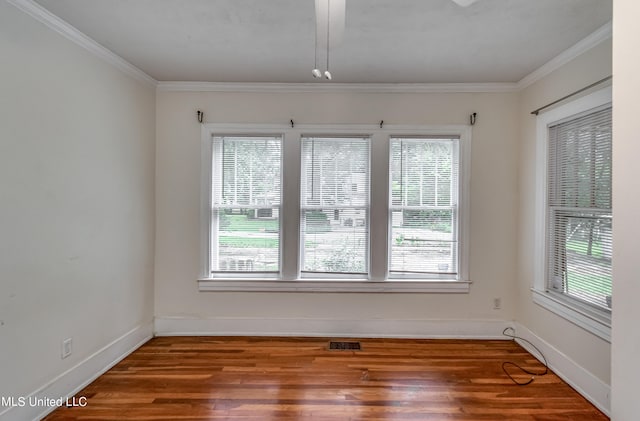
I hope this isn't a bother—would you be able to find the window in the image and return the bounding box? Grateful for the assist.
[389,137,460,279]
[547,107,612,309]
[209,135,282,277]
[200,124,470,293]
[300,136,370,277]
[534,86,612,341]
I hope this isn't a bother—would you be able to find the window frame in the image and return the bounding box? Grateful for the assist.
[209,133,284,279]
[533,86,612,342]
[387,136,463,280]
[200,124,471,293]
[299,135,372,279]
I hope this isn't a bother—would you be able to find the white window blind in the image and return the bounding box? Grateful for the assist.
[211,135,282,275]
[547,106,612,310]
[300,136,370,277]
[389,137,460,278]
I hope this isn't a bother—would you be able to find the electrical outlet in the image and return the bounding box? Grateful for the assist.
[61,338,72,359]
[493,297,502,310]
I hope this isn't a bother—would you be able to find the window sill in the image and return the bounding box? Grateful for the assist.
[198,279,471,293]
[531,288,611,342]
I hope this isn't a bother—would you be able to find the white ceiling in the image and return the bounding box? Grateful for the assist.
[33,0,612,84]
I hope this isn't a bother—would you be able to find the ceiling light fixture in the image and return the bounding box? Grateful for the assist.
[449,0,481,6]
[312,0,344,80]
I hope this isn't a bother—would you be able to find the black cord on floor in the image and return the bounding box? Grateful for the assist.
[502,327,548,386]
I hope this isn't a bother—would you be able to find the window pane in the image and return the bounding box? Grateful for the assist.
[390,209,457,275]
[548,107,612,210]
[389,137,459,278]
[214,136,282,207]
[300,137,370,276]
[301,137,369,207]
[211,136,281,274]
[548,212,612,310]
[302,208,367,274]
[547,106,612,310]
[215,208,280,272]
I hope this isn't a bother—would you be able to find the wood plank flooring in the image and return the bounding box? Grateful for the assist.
[44,337,608,420]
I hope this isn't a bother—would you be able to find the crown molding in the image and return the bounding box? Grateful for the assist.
[157,81,519,94]
[6,0,157,87]
[517,21,612,90]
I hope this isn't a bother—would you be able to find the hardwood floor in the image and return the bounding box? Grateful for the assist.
[44,337,608,420]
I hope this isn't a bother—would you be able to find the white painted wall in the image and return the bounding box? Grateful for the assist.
[611,0,640,418]
[0,0,155,414]
[155,88,519,334]
[516,40,612,386]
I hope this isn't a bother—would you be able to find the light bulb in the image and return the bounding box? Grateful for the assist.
[324,70,332,80]
[312,68,322,78]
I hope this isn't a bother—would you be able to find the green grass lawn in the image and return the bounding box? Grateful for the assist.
[222,214,278,232]
[564,239,612,296]
[219,214,279,248]
[219,236,279,248]
[567,273,612,295]
[566,239,607,258]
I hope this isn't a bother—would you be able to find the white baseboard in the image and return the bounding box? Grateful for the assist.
[154,316,512,339]
[0,321,153,421]
[512,322,610,416]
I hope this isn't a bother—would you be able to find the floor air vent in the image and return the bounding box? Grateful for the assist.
[329,341,361,350]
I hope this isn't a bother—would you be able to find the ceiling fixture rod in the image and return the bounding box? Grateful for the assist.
[324,0,332,80]
[312,3,321,78]
[312,0,344,80]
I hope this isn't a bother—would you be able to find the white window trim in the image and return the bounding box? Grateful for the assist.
[299,135,371,280]
[200,124,471,293]
[534,86,612,342]
[387,136,465,280]
[209,134,284,278]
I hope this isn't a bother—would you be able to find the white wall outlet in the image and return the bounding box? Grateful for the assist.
[61,338,72,359]
[493,297,502,310]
